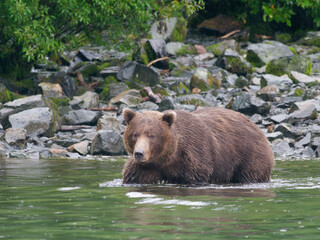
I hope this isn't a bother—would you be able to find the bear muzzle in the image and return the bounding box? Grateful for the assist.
[133,136,150,163]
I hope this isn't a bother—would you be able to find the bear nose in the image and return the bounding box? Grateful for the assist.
[134,151,144,161]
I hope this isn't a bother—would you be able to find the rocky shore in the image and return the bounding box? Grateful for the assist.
[1,19,320,160]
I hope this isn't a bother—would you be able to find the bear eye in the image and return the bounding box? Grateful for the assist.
[149,134,155,139]
[132,133,139,138]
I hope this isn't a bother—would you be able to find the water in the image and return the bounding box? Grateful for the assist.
[1,157,320,239]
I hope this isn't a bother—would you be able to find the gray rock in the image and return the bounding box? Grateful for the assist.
[250,114,263,124]
[38,82,63,98]
[77,49,103,62]
[312,137,320,148]
[145,39,169,69]
[190,67,220,91]
[136,101,159,111]
[290,71,316,84]
[70,91,99,109]
[206,39,238,56]
[286,103,317,123]
[272,139,295,158]
[270,114,288,124]
[108,82,130,100]
[246,40,293,67]
[256,85,280,101]
[90,130,125,155]
[295,132,311,148]
[50,72,76,99]
[108,89,141,108]
[150,17,178,41]
[62,109,101,125]
[158,96,176,111]
[4,94,45,111]
[68,140,89,155]
[230,92,270,115]
[117,61,160,87]
[98,66,120,78]
[266,55,312,76]
[97,114,123,133]
[260,74,293,91]
[194,52,214,62]
[5,128,27,148]
[9,107,54,137]
[216,49,252,76]
[166,42,186,56]
[0,108,17,128]
[274,123,294,138]
[266,131,283,141]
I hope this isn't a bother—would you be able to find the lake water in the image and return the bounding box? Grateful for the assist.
[1,157,320,239]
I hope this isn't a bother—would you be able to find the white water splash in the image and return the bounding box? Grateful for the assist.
[57,187,81,191]
[126,192,210,207]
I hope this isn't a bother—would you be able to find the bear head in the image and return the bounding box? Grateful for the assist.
[122,108,177,166]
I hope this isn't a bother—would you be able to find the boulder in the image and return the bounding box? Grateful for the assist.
[70,91,99,109]
[206,39,238,56]
[216,49,252,76]
[256,85,280,101]
[246,41,293,67]
[286,103,318,123]
[90,130,125,155]
[96,114,123,133]
[266,55,312,76]
[4,94,46,111]
[230,92,270,115]
[260,74,293,91]
[67,140,89,155]
[272,140,295,158]
[166,42,187,56]
[190,67,221,91]
[4,128,27,148]
[38,82,63,98]
[116,61,160,88]
[8,107,56,137]
[290,71,317,84]
[197,14,242,35]
[62,109,101,125]
[150,17,186,42]
[143,39,169,69]
[108,89,141,108]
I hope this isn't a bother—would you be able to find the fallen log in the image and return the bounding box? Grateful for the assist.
[143,87,162,104]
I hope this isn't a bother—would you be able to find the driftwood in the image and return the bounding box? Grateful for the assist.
[60,125,92,131]
[147,57,169,67]
[143,87,162,104]
[77,72,92,91]
[218,29,241,39]
[86,107,119,111]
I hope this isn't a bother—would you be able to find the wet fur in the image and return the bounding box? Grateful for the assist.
[122,107,275,184]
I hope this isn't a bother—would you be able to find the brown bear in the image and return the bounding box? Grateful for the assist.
[122,107,274,184]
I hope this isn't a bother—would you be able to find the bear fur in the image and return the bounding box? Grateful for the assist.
[122,107,274,184]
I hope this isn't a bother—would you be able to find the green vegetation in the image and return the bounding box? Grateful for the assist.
[0,0,204,74]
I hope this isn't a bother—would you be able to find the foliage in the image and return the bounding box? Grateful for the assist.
[0,0,204,73]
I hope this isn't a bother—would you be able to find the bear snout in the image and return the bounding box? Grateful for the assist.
[134,151,145,162]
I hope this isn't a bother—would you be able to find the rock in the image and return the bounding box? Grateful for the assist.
[194,52,214,62]
[67,140,89,155]
[260,74,293,91]
[274,123,295,138]
[246,40,293,67]
[144,39,169,69]
[50,71,76,99]
[256,85,280,101]
[297,31,320,46]
[295,132,311,148]
[108,89,141,108]
[39,82,63,98]
[286,103,317,123]
[9,107,56,137]
[70,91,99,109]
[136,101,159,111]
[62,109,101,125]
[270,114,288,124]
[190,67,221,91]
[77,49,103,62]
[216,49,252,76]
[166,42,187,56]
[150,17,185,42]
[197,14,242,35]
[5,128,27,148]
[106,82,130,100]
[158,96,176,111]
[0,108,17,129]
[116,61,160,87]
[176,94,213,107]
[230,92,270,115]
[290,71,316,84]
[206,39,238,56]
[50,148,68,157]
[312,137,320,148]
[98,66,120,78]
[276,96,303,109]
[272,140,295,158]
[4,94,46,111]
[0,83,13,103]
[266,55,312,76]
[90,130,125,155]
[96,114,122,133]
[266,131,283,141]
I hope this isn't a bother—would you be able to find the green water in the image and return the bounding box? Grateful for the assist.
[1,157,320,239]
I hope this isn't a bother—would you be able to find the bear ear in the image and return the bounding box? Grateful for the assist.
[123,108,136,125]
[162,111,176,127]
